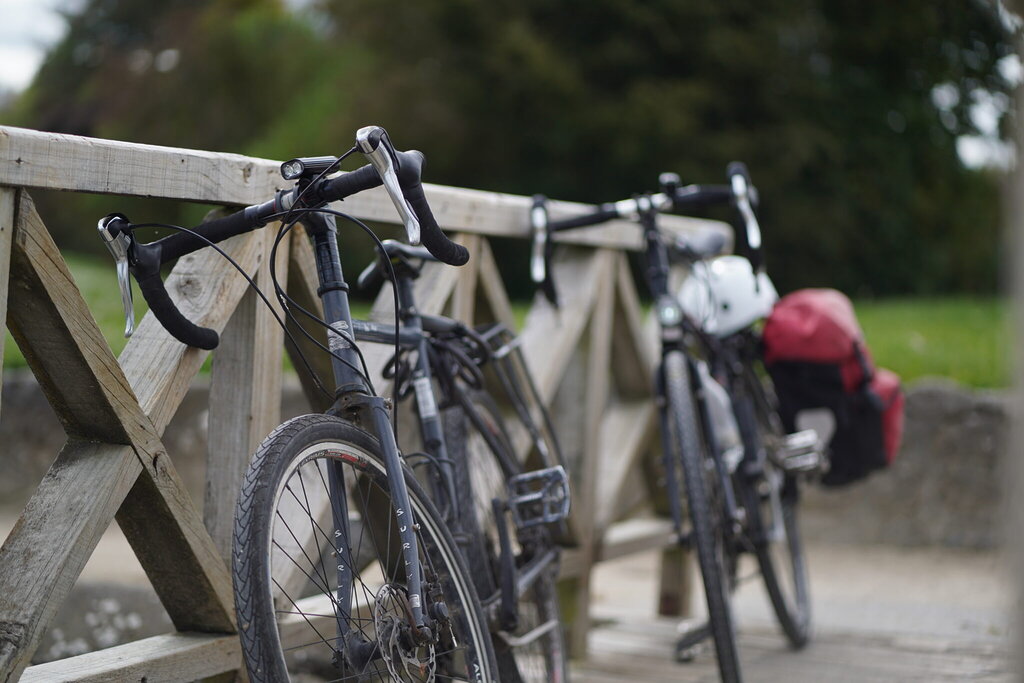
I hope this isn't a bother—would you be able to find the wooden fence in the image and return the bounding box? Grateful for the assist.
[0,125,729,681]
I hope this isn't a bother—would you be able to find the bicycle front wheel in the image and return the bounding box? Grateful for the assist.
[233,414,497,682]
[663,351,742,683]
[444,392,569,683]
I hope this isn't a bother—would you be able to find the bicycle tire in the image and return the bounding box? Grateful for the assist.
[741,370,811,648]
[664,350,742,683]
[443,393,569,683]
[232,414,498,682]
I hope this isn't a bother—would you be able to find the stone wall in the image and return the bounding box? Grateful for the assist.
[801,378,1009,549]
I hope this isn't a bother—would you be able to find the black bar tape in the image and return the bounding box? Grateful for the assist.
[671,185,733,211]
[137,272,219,349]
[157,207,256,262]
[395,150,470,266]
[319,163,382,202]
[549,204,621,232]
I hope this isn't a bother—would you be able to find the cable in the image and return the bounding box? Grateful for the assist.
[261,205,405,431]
[126,221,372,398]
[264,213,377,397]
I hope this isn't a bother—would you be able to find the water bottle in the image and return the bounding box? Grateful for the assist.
[695,361,744,473]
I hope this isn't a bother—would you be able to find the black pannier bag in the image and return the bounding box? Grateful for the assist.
[762,289,904,486]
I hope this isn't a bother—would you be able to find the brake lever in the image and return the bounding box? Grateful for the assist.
[97,214,136,338]
[730,173,762,251]
[529,195,548,284]
[355,125,421,245]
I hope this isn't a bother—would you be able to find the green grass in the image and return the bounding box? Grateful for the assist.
[1,254,1010,389]
[4,253,141,369]
[853,297,1010,389]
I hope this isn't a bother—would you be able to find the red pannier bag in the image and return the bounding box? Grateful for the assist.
[762,289,904,486]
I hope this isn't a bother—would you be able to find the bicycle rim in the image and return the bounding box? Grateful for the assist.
[233,415,496,682]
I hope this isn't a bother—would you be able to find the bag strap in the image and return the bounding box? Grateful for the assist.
[852,341,884,411]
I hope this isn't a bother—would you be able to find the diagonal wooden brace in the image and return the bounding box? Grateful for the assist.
[0,191,262,680]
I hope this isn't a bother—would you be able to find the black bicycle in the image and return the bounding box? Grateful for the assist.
[529,163,821,682]
[354,240,571,682]
[97,125,567,681]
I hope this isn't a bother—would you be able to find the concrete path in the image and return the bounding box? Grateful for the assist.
[577,543,1014,681]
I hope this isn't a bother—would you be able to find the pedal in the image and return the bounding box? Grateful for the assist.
[674,621,711,662]
[777,428,824,473]
[507,466,571,530]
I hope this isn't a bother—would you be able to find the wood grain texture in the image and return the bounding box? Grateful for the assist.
[19,632,240,683]
[284,226,335,412]
[568,252,616,656]
[0,442,142,682]
[0,189,13,420]
[474,237,517,330]
[6,193,236,636]
[519,247,612,404]
[559,518,676,579]
[594,400,658,532]
[448,233,481,324]
[118,230,263,430]
[6,192,161,452]
[0,126,728,250]
[206,227,289,562]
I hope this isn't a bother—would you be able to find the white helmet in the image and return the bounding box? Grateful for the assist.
[678,255,778,337]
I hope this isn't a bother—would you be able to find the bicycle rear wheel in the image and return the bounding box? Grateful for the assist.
[742,371,811,648]
[232,414,497,682]
[444,392,569,683]
[663,351,742,683]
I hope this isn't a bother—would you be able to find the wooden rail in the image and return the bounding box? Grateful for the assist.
[0,125,729,681]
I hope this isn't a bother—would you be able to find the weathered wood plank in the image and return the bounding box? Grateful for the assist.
[4,192,234,642]
[6,192,162,452]
[284,225,335,412]
[568,253,616,655]
[612,255,658,397]
[519,247,610,404]
[18,591,376,683]
[474,237,517,330]
[594,400,658,532]
[119,230,263,430]
[19,632,240,683]
[206,227,289,562]
[113,233,266,634]
[0,189,13,419]
[0,126,728,250]
[448,232,481,324]
[560,518,676,579]
[0,442,142,682]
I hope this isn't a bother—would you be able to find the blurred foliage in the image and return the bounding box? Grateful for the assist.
[2,0,1015,297]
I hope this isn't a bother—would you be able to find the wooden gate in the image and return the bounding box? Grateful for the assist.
[0,126,729,681]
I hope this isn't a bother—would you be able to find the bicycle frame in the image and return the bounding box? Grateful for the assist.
[635,206,745,543]
[349,255,566,616]
[297,211,434,650]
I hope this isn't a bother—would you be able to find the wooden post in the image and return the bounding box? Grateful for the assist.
[206,227,289,562]
[568,250,616,657]
[0,188,13,420]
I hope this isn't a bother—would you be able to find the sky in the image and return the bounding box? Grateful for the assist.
[0,0,73,93]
